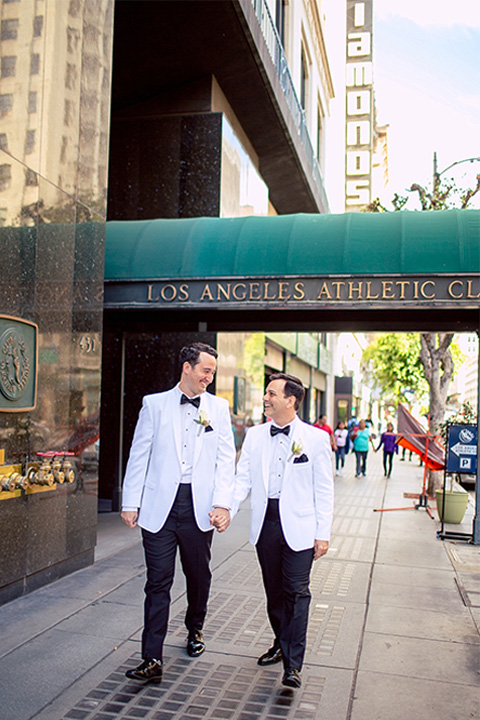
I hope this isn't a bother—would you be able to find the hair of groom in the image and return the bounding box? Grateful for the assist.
[268,372,305,410]
[179,342,218,369]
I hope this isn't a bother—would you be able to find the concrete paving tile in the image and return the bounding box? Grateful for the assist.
[377,511,439,538]
[365,603,480,644]
[97,574,146,606]
[331,514,380,538]
[371,563,455,589]
[368,577,467,613]
[54,598,144,640]
[374,537,452,570]
[444,541,480,574]
[35,648,354,720]
[214,551,371,606]
[358,632,480,686]
[0,592,93,658]
[0,629,120,720]
[328,534,377,563]
[29,640,141,720]
[94,514,142,562]
[351,671,480,720]
[166,587,366,670]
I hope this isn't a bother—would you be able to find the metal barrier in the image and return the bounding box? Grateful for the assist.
[251,0,328,209]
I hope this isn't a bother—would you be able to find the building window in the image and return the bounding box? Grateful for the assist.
[275,0,285,47]
[67,26,81,53]
[65,63,77,90]
[317,101,324,167]
[300,47,307,110]
[30,54,40,75]
[0,94,13,113]
[25,168,38,186]
[33,15,44,37]
[25,129,35,154]
[60,136,68,163]
[1,19,19,41]
[28,91,37,113]
[64,99,73,126]
[0,165,12,192]
[300,41,311,118]
[0,133,8,151]
[1,56,16,78]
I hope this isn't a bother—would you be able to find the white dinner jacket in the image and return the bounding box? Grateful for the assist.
[233,417,334,551]
[122,385,236,533]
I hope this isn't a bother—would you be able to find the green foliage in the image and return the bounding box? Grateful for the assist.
[439,401,478,445]
[363,333,428,402]
[365,173,480,213]
[244,333,265,388]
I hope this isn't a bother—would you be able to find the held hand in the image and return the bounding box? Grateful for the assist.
[314,540,329,560]
[209,507,231,533]
[121,510,138,528]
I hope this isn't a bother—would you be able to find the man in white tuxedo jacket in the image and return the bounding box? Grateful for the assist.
[121,342,236,683]
[233,373,334,689]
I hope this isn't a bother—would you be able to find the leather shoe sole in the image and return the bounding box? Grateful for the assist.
[258,647,283,666]
[282,669,301,689]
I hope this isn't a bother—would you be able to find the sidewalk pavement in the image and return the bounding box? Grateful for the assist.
[0,451,478,720]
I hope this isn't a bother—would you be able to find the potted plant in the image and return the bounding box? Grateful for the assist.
[435,475,469,524]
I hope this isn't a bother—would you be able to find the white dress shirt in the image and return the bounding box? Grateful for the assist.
[267,418,298,498]
[177,386,200,484]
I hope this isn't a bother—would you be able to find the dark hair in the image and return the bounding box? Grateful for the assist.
[268,372,305,411]
[179,342,218,368]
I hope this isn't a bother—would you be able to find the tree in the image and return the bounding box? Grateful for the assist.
[365,172,479,492]
[363,333,427,404]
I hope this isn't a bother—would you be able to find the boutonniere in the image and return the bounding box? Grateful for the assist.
[194,410,214,435]
[289,438,303,461]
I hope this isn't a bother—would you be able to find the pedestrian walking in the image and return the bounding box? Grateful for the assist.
[376,422,398,477]
[334,420,348,475]
[314,414,337,451]
[352,419,375,477]
[232,373,334,689]
[121,342,236,683]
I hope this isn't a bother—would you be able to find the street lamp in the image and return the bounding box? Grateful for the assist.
[433,152,480,186]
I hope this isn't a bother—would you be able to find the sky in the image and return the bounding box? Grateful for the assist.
[372,0,480,208]
[324,0,480,212]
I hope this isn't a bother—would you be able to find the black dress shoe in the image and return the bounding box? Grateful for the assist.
[125,658,163,683]
[257,645,283,666]
[187,629,205,657]
[282,668,301,689]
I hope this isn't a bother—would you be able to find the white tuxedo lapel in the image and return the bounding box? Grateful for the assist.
[193,392,209,466]
[283,418,304,485]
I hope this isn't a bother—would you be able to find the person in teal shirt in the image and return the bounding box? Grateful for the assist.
[352,419,375,477]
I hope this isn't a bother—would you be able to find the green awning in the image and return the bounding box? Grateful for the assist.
[105,210,480,280]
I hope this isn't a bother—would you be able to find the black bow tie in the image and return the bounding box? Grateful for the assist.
[270,425,290,437]
[181,393,200,408]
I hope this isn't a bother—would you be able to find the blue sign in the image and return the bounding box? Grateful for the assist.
[446,424,477,474]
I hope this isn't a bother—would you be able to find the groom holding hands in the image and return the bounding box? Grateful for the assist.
[121,342,236,683]
[233,373,334,689]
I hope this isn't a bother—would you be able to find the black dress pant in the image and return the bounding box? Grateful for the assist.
[256,499,314,671]
[383,451,394,477]
[141,483,213,661]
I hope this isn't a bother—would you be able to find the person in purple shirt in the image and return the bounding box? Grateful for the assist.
[376,423,398,478]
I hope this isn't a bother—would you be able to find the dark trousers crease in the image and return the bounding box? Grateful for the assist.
[256,499,314,671]
[141,483,213,661]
